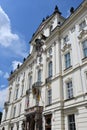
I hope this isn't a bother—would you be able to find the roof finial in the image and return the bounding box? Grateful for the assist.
[54,5,61,15]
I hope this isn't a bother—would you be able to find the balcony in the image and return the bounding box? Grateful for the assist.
[32,81,42,88]
[25,105,43,114]
[45,76,52,84]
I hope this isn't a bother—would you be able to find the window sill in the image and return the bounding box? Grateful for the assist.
[65,97,75,102]
[82,57,87,62]
[45,104,52,107]
[64,66,72,72]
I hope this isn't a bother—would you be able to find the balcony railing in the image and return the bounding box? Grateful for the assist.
[32,81,42,88]
[45,76,52,84]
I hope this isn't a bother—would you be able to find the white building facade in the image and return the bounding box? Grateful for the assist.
[0,1,87,130]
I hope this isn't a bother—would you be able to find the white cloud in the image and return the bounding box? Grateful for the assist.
[12,60,22,70]
[0,6,28,57]
[3,72,9,79]
[0,85,6,89]
[0,70,3,76]
[0,87,8,110]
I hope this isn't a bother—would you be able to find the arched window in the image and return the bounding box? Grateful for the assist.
[48,61,52,77]
[37,69,41,82]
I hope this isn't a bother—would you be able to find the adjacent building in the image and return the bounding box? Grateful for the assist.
[0,0,87,130]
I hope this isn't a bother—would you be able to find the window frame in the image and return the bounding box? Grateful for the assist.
[47,89,52,105]
[66,81,73,99]
[82,39,87,58]
[68,114,76,130]
[29,76,32,90]
[37,69,41,82]
[65,52,71,69]
[48,61,53,78]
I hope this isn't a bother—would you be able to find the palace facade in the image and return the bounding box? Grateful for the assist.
[0,0,87,130]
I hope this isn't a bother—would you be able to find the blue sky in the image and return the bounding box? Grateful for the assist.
[0,0,83,111]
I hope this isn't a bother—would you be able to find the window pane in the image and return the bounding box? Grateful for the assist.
[65,53,71,69]
[48,61,52,77]
[68,114,76,130]
[29,76,32,89]
[38,70,41,82]
[83,40,87,58]
[67,81,73,99]
[48,89,52,105]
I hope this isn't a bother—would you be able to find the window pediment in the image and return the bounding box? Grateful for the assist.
[61,43,71,52]
[78,29,87,40]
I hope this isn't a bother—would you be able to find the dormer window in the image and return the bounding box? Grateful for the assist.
[79,20,86,31]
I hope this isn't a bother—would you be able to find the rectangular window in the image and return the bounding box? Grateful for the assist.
[68,114,76,130]
[13,106,16,117]
[79,20,86,30]
[19,103,21,115]
[15,88,19,99]
[47,89,52,105]
[38,70,41,82]
[9,91,11,102]
[82,40,87,58]
[11,126,13,130]
[65,52,71,69]
[67,81,73,99]
[21,82,24,96]
[5,109,8,120]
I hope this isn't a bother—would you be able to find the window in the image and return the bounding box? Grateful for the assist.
[47,89,52,105]
[11,126,13,130]
[45,115,52,130]
[65,52,71,69]
[68,114,76,130]
[13,106,16,117]
[64,35,69,43]
[15,88,19,99]
[37,69,41,82]
[82,40,87,58]
[5,108,8,120]
[26,96,29,108]
[48,61,52,77]
[49,25,53,35]
[21,82,24,96]
[49,48,52,56]
[67,81,73,99]
[29,76,32,90]
[39,57,42,63]
[79,20,86,30]
[9,91,11,102]
[19,103,21,115]
[17,122,19,130]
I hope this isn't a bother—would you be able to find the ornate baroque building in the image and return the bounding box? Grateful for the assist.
[0,0,87,130]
